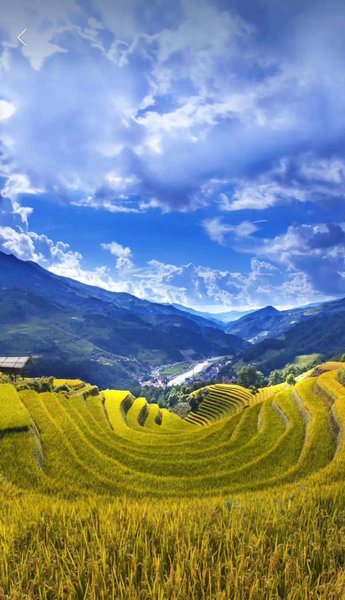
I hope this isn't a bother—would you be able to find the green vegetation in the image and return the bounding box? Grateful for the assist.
[130,380,215,408]
[293,353,322,367]
[286,373,296,385]
[238,311,345,374]
[0,362,345,598]
[159,362,192,376]
[268,360,319,385]
[0,254,247,389]
[237,364,265,389]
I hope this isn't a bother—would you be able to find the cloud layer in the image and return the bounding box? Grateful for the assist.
[1,0,345,310]
[1,0,345,212]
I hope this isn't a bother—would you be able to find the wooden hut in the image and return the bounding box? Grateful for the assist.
[0,356,33,378]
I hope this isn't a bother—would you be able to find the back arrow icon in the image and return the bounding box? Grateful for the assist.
[17,28,28,47]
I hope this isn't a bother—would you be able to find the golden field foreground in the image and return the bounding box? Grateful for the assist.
[0,364,345,599]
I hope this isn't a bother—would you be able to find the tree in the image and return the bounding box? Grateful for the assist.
[286,373,296,386]
[189,388,208,411]
[282,364,299,379]
[168,390,179,407]
[268,369,284,385]
[189,396,200,411]
[237,365,265,389]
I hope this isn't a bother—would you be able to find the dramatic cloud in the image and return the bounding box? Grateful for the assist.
[1,1,345,311]
[257,223,345,296]
[217,156,345,212]
[1,0,345,212]
[0,194,85,268]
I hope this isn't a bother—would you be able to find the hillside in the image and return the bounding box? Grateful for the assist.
[227,297,345,342]
[1,364,345,598]
[0,252,248,387]
[171,303,252,324]
[0,363,344,497]
[239,311,345,373]
[226,305,280,341]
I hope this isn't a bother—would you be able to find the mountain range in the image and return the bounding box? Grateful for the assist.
[170,304,252,325]
[1,250,345,385]
[226,299,345,342]
[228,299,345,373]
[0,252,248,387]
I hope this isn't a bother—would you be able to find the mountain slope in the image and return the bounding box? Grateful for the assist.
[239,310,345,373]
[0,252,248,386]
[226,298,345,342]
[0,252,220,331]
[226,305,281,341]
[171,303,252,325]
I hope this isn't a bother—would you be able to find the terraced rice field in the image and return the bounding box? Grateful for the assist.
[185,382,286,425]
[0,369,343,498]
[0,366,345,598]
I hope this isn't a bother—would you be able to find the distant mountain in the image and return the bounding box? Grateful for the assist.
[226,305,281,341]
[226,299,345,342]
[209,309,254,323]
[238,309,345,374]
[0,252,220,331]
[171,303,253,324]
[0,252,248,387]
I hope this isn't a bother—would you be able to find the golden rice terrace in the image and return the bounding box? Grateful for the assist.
[0,363,344,498]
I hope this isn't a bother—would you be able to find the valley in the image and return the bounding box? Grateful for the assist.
[1,0,344,595]
[1,254,345,599]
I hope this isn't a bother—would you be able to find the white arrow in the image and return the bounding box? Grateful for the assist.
[17,28,28,47]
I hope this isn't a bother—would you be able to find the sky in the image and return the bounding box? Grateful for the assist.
[1,0,345,312]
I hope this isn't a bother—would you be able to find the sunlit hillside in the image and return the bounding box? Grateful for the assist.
[0,363,345,597]
[0,365,344,497]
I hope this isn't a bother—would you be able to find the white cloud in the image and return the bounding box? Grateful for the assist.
[0,0,344,219]
[0,195,32,228]
[21,32,67,71]
[203,217,258,245]
[254,222,345,296]
[101,241,134,271]
[73,196,141,214]
[0,226,39,261]
[220,180,309,212]
[0,194,332,309]
[0,100,16,120]
[1,174,43,200]
[218,155,345,212]
[0,0,77,71]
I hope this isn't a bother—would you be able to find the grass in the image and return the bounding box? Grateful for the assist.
[0,485,344,599]
[160,362,192,376]
[256,383,288,403]
[293,353,322,367]
[0,384,31,431]
[0,366,345,597]
[53,378,84,388]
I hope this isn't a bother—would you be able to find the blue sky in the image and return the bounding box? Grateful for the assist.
[1,0,345,311]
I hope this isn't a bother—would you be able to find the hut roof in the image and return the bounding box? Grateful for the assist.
[0,356,33,370]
